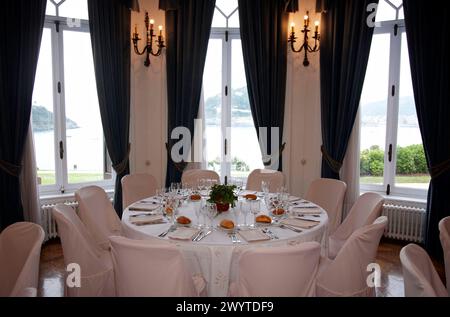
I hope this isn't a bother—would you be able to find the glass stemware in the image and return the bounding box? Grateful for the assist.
[205,202,218,229]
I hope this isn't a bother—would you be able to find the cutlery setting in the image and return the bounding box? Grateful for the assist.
[262,228,279,239]
[228,232,241,244]
[279,224,303,233]
[158,225,177,237]
[194,230,212,242]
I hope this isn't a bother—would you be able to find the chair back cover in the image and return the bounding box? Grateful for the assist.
[439,216,450,295]
[0,222,44,296]
[400,243,448,297]
[230,242,321,296]
[316,216,388,296]
[181,169,220,188]
[305,178,347,234]
[121,173,158,209]
[75,185,122,250]
[52,204,115,296]
[109,236,199,296]
[245,169,285,193]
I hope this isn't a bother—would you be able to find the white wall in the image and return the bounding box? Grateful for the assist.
[129,0,323,196]
[130,0,167,188]
[284,0,322,197]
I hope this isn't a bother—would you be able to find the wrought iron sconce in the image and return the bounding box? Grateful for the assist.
[132,11,165,67]
[288,11,320,67]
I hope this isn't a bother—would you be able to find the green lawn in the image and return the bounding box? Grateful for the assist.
[38,171,106,185]
[360,174,430,184]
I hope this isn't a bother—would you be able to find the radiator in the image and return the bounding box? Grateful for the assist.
[41,200,78,242]
[382,203,426,243]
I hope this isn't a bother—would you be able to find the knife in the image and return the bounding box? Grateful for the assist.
[192,230,204,241]
[195,230,212,241]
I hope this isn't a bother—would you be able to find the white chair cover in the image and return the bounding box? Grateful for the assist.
[305,178,347,236]
[245,169,284,193]
[328,192,384,259]
[0,222,44,297]
[400,243,448,297]
[439,216,450,295]
[181,169,220,188]
[75,185,122,250]
[16,287,37,297]
[52,204,115,296]
[316,216,388,296]
[229,242,321,297]
[109,236,204,296]
[121,173,158,209]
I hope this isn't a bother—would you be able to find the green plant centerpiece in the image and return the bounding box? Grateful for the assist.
[207,184,238,212]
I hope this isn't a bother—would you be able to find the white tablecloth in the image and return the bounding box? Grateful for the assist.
[122,195,328,297]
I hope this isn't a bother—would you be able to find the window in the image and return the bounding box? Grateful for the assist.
[203,0,263,182]
[32,0,113,194]
[359,0,429,198]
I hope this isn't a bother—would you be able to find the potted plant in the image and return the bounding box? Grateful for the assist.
[207,184,238,212]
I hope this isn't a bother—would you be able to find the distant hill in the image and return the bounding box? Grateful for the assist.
[361,96,418,126]
[32,105,79,132]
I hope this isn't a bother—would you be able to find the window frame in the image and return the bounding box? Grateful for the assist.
[37,15,115,196]
[360,18,427,200]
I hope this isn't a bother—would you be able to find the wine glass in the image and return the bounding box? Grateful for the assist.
[250,200,260,228]
[205,202,218,230]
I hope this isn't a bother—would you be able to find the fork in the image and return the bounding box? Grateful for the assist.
[279,224,303,233]
[262,228,279,239]
[158,225,176,237]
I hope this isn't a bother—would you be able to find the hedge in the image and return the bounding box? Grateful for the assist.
[360,144,428,176]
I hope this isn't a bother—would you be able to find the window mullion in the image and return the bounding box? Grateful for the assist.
[55,25,69,193]
[384,25,402,194]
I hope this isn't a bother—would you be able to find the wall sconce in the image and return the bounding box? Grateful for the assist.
[132,11,165,67]
[288,11,320,67]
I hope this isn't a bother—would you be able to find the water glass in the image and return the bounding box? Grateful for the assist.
[205,202,218,229]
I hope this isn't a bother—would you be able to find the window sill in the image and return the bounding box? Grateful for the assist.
[40,189,114,206]
[360,190,427,208]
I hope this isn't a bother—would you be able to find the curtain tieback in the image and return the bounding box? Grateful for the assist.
[321,145,342,174]
[429,157,450,180]
[0,159,22,177]
[263,142,287,166]
[165,142,187,172]
[112,144,131,175]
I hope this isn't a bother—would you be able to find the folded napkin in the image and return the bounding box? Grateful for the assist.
[238,229,271,242]
[290,207,322,215]
[168,227,200,240]
[129,214,165,226]
[129,202,160,211]
[281,218,320,229]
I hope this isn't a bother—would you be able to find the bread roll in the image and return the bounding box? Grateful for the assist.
[272,208,285,216]
[255,215,272,223]
[177,216,191,225]
[220,219,235,229]
[244,194,257,200]
[190,194,201,201]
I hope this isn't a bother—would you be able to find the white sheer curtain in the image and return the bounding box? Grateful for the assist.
[340,110,361,220]
[20,123,41,225]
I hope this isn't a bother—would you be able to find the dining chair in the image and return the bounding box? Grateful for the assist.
[75,185,122,250]
[439,216,450,295]
[52,204,115,296]
[0,222,44,297]
[316,216,388,296]
[181,169,220,188]
[229,242,321,296]
[245,169,284,193]
[328,192,384,259]
[121,173,158,209]
[305,178,347,236]
[109,236,205,296]
[400,243,448,297]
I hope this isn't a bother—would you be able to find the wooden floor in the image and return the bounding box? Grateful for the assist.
[38,238,446,297]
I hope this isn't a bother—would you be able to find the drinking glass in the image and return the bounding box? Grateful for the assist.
[192,200,202,228]
[241,200,250,228]
[233,201,242,227]
[261,180,270,195]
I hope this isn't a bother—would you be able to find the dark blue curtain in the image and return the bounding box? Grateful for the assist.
[238,0,291,171]
[319,0,377,179]
[403,0,450,257]
[88,0,132,216]
[160,0,216,187]
[0,0,47,230]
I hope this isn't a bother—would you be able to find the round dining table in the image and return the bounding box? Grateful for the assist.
[121,193,329,297]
